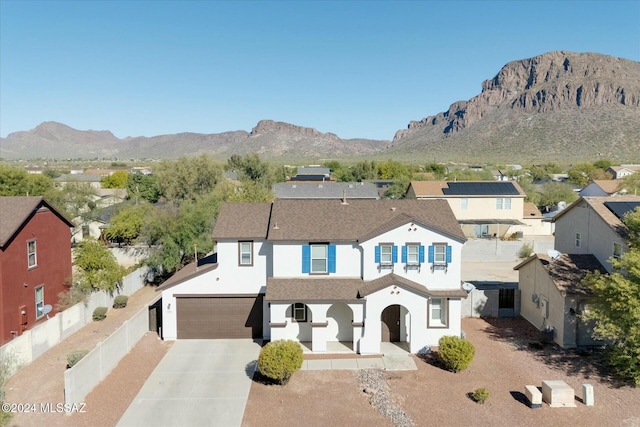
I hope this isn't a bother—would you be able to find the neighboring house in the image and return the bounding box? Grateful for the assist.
[553,195,640,273]
[606,165,640,180]
[0,197,73,345]
[579,180,623,197]
[54,173,102,189]
[288,167,333,182]
[515,253,607,348]
[93,188,127,208]
[158,199,467,354]
[405,181,547,237]
[366,179,395,198]
[25,167,45,175]
[273,182,379,200]
[490,170,509,181]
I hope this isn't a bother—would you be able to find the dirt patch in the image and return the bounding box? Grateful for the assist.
[3,285,167,427]
[243,317,640,427]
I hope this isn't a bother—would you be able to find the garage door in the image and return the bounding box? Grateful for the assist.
[176,294,263,339]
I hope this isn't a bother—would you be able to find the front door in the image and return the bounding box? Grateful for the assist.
[381,305,401,342]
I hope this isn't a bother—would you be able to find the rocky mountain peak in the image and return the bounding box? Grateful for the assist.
[250,120,339,140]
[394,51,640,141]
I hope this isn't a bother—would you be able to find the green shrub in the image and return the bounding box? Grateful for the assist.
[472,387,490,404]
[257,340,303,385]
[113,295,129,309]
[438,335,475,372]
[92,306,108,321]
[517,242,534,259]
[66,350,90,368]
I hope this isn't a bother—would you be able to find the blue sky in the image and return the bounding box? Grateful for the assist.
[1,1,639,141]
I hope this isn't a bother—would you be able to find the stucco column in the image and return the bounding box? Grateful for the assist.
[269,303,288,342]
[349,302,364,353]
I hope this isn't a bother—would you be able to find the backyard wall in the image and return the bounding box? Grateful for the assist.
[64,306,150,405]
[0,266,150,378]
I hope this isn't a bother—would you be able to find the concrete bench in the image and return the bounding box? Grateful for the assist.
[525,385,542,408]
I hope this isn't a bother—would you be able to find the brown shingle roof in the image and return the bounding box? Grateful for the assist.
[266,274,468,302]
[523,202,543,218]
[212,202,272,240]
[266,199,465,243]
[591,180,623,195]
[0,196,73,248]
[515,253,607,296]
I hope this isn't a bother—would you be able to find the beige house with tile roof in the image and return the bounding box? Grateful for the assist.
[579,179,624,197]
[606,165,640,180]
[158,199,467,354]
[515,253,607,348]
[405,180,551,237]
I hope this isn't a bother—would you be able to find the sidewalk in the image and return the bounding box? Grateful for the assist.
[3,285,162,427]
[301,354,417,371]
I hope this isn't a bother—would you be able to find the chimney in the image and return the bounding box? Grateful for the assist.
[342,189,348,205]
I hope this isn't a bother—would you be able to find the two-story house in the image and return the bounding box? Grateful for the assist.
[0,197,73,345]
[553,195,640,273]
[158,199,467,354]
[405,181,549,236]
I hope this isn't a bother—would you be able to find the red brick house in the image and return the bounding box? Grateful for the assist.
[0,197,73,345]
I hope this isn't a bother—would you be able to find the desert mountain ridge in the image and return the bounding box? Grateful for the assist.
[2,51,639,163]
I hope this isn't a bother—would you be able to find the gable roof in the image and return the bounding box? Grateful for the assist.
[156,253,219,291]
[212,202,272,240]
[273,182,379,200]
[523,202,543,218]
[514,253,607,296]
[0,196,74,249]
[408,180,525,197]
[589,180,623,195]
[266,199,466,243]
[553,195,640,239]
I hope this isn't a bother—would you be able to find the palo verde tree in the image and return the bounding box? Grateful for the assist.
[73,238,126,293]
[581,207,640,385]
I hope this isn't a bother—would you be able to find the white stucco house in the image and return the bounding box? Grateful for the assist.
[158,199,467,354]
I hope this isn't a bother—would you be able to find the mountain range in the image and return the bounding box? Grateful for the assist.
[2,51,639,163]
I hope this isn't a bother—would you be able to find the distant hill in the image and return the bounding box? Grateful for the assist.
[389,51,640,163]
[1,51,638,163]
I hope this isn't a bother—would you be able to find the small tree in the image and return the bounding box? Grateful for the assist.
[438,335,475,372]
[74,238,126,292]
[257,340,303,385]
[472,387,490,404]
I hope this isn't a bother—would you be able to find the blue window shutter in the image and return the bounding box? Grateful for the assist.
[392,246,398,263]
[328,244,336,273]
[375,245,381,263]
[446,245,452,263]
[428,245,434,263]
[419,245,425,263]
[401,246,407,263]
[302,245,310,273]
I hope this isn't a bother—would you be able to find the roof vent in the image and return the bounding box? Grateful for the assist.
[292,184,296,188]
[391,207,396,211]
[273,222,279,230]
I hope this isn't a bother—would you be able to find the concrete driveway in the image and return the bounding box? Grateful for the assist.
[117,339,261,427]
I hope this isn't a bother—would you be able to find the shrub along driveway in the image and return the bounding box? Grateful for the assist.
[117,339,261,427]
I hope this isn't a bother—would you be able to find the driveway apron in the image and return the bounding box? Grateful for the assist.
[117,339,261,427]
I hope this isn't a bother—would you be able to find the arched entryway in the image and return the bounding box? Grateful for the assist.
[381,304,401,342]
[327,303,353,342]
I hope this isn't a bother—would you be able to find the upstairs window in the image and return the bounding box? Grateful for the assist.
[613,242,622,259]
[302,244,336,274]
[429,244,451,264]
[575,233,581,248]
[238,241,253,266]
[402,244,425,265]
[375,244,397,267]
[496,198,512,210]
[27,240,37,268]
[460,198,468,210]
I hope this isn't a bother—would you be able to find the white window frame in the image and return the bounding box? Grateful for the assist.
[496,198,512,210]
[35,285,45,319]
[293,303,307,322]
[613,242,622,259]
[428,298,448,327]
[380,244,393,265]
[434,244,447,264]
[407,244,419,265]
[239,241,253,266]
[575,232,581,248]
[460,198,468,210]
[311,244,328,273]
[27,240,37,268]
